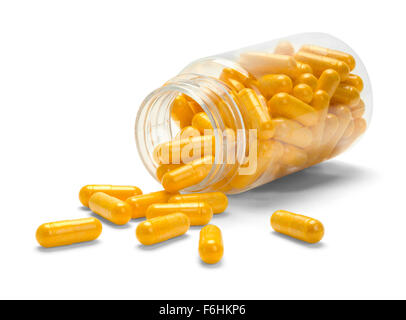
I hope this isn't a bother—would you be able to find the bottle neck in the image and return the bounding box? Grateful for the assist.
[135,73,246,192]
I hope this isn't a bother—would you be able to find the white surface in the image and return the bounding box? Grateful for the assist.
[0,0,404,300]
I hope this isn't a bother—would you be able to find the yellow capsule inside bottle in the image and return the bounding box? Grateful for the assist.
[168,192,228,214]
[146,201,213,226]
[36,217,102,248]
[126,190,179,219]
[274,41,294,56]
[351,100,365,119]
[295,73,318,90]
[162,155,214,193]
[79,185,142,207]
[156,163,183,182]
[238,88,274,140]
[296,61,313,75]
[292,83,313,103]
[268,92,318,126]
[271,210,324,244]
[272,117,313,148]
[89,192,132,225]
[331,84,361,107]
[316,69,341,97]
[171,94,196,128]
[342,73,364,92]
[299,44,356,71]
[136,213,190,245]
[294,51,350,80]
[192,112,213,134]
[258,74,292,99]
[199,224,224,264]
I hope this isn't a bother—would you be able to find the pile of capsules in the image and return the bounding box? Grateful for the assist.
[155,42,367,194]
[36,185,324,264]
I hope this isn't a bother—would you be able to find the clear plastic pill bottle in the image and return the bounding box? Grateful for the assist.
[135,33,372,194]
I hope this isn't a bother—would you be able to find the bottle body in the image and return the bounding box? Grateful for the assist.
[135,33,372,194]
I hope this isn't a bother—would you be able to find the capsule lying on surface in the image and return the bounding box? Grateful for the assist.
[136,213,190,245]
[89,192,132,225]
[79,185,142,207]
[271,210,324,244]
[199,224,224,264]
[36,217,102,248]
[146,202,213,226]
[168,192,228,214]
[126,190,178,219]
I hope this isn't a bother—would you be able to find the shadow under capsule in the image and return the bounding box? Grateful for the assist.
[136,233,190,251]
[36,239,102,253]
[270,231,326,249]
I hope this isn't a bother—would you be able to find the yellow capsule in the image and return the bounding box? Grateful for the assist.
[219,67,251,86]
[294,73,318,90]
[296,62,313,75]
[308,90,331,148]
[272,118,313,148]
[156,163,183,181]
[316,69,341,97]
[274,41,295,56]
[153,135,215,164]
[268,93,318,126]
[199,225,224,264]
[219,69,245,92]
[238,88,274,139]
[320,113,339,147]
[258,74,292,99]
[126,190,178,219]
[89,192,132,225]
[36,218,102,248]
[300,44,356,71]
[331,117,367,157]
[342,73,364,91]
[271,210,324,244]
[230,139,283,190]
[239,52,298,78]
[136,213,190,245]
[342,118,355,139]
[175,126,201,140]
[169,192,228,214]
[184,95,204,114]
[331,84,361,107]
[192,112,213,134]
[79,185,142,207]
[280,144,308,168]
[292,83,313,103]
[171,94,195,128]
[351,100,365,119]
[146,202,213,226]
[319,105,352,159]
[294,51,350,80]
[162,155,214,193]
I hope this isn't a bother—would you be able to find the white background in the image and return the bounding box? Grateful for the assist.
[0,0,404,300]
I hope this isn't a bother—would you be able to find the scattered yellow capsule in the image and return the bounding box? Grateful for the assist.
[268,93,318,126]
[146,202,213,226]
[300,44,356,71]
[162,155,214,193]
[89,192,132,225]
[274,41,294,56]
[79,185,142,207]
[258,74,292,99]
[316,69,341,97]
[292,83,313,103]
[271,210,324,244]
[199,225,224,264]
[331,84,361,106]
[136,213,190,245]
[168,192,228,214]
[36,217,102,248]
[126,190,178,219]
[294,51,350,80]
[192,112,213,134]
